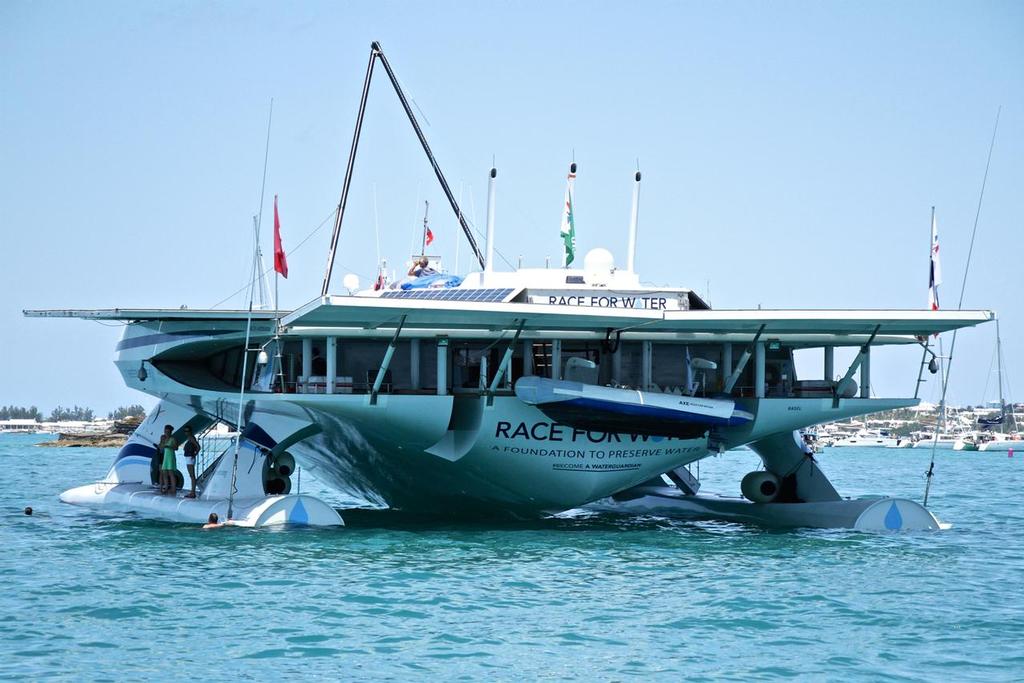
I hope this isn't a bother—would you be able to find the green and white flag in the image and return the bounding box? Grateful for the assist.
[560,163,577,266]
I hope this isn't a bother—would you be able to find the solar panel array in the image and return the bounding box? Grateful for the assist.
[380,288,517,303]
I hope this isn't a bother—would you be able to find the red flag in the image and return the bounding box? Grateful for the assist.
[273,195,288,278]
[425,226,434,247]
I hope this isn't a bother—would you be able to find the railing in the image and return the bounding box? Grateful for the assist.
[194,424,237,487]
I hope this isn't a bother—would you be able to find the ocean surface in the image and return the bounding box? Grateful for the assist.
[2,433,1022,681]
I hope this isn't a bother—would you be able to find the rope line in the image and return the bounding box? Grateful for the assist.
[924,106,1001,507]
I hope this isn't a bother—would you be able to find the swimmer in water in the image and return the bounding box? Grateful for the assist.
[202,512,225,529]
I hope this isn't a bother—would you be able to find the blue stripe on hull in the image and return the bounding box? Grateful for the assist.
[115,442,157,462]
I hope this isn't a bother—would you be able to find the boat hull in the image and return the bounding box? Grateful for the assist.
[979,440,1021,452]
[273,395,711,515]
[586,486,942,531]
[60,483,343,527]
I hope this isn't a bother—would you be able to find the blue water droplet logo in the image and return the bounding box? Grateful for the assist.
[291,497,309,525]
[884,501,903,530]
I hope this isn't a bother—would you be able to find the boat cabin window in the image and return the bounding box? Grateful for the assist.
[562,342,614,385]
[312,339,439,394]
[650,344,723,395]
[153,334,810,400]
[452,341,503,392]
[615,342,643,388]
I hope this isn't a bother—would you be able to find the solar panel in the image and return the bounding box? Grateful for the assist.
[380,288,517,303]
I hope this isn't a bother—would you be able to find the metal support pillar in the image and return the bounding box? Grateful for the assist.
[721,343,733,390]
[641,341,652,391]
[326,337,337,394]
[754,341,765,398]
[551,340,562,380]
[410,339,421,390]
[824,345,834,382]
[301,338,312,392]
[522,340,533,376]
[436,338,448,395]
[860,347,871,398]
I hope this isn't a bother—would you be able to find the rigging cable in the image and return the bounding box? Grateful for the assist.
[924,106,1001,507]
[227,100,274,521]
[209,206,363,309]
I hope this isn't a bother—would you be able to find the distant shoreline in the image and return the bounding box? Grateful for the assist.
[35,433,127,448]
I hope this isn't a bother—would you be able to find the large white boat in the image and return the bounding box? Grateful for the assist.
[24,42,994,530]
[831,429,911,448]
[912,434,962,449]
[978,434,1023,452]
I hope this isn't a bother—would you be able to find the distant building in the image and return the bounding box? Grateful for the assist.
[0,418,42,433]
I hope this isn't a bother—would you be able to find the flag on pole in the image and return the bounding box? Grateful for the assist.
[928,210,941,310]
[273,195,288,278]
[560,163,577,266]
[425,225,434,247]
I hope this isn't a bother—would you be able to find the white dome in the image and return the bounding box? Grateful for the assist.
[583,248,615,285]
[342,273,360,292]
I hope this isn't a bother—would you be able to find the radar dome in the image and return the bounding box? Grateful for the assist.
[583,248,615,285]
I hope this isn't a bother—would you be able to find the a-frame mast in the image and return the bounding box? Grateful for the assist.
[322,42,485,296]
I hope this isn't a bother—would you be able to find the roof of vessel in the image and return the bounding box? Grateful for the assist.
[279,295,994,343]
[23,308,282,321]
[24,298,996,346]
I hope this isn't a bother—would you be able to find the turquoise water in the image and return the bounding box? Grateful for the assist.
[3,434,1023,681]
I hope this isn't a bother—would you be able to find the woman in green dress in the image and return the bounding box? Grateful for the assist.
[157,425,178,496]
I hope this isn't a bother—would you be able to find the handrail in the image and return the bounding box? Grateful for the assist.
[195,424,237,486]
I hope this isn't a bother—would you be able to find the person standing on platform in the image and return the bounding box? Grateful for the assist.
[157,425,178,496]
[183,426,200,498]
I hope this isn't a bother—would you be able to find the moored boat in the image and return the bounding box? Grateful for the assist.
[23,42,995,529]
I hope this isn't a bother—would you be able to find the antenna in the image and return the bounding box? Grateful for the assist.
[484,167,497,276]
[253,216,271,309]
[626,169,642,273]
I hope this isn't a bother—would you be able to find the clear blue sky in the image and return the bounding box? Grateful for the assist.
[2,1,1021,415]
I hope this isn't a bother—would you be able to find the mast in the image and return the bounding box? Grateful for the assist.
[321,42,484,296]
[253,217,270,309]
[421,201,429,255]
[996,317,1005,432]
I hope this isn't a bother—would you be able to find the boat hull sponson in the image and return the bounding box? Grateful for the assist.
[173,393,711,516]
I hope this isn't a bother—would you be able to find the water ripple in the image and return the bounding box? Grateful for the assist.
[1,436,1022,680]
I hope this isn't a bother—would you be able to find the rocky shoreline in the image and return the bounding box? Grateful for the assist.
[36,433,128,448]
